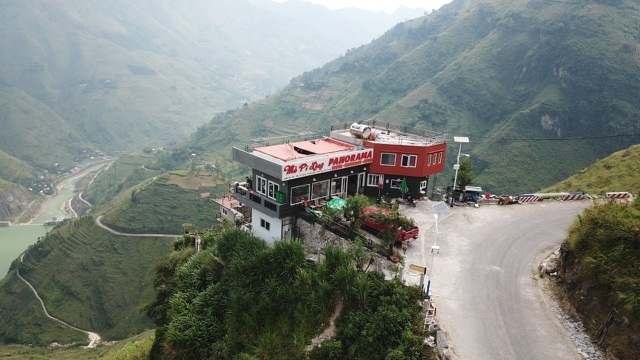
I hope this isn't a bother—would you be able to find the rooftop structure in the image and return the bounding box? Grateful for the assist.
[253,137,357,162]
[330,122,447,148]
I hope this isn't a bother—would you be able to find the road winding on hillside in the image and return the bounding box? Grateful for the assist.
[95,215,181,238]
[16,254,101,348]
[401,200,592,360]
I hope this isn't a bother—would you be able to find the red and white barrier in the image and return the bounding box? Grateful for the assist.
[562,193,585,201]
[518,194,539,203]
[606,192,632,199]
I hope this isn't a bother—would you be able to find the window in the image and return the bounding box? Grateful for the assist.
[268,181,279,199]
[260,218,271,231]
[390,179,402,189]
[311,180,330,199]
[427,154,433,166]
[331,178,343,196]
[420,180,427,190]
[290,184,310,205]
[380,153,396,166]
[256,175,267,195]
[401,154,417,167]
[367,174,383,187]
[438,152,443,163]
[222,208,228,216]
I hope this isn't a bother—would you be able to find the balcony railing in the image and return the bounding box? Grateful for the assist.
[232,181,283,215]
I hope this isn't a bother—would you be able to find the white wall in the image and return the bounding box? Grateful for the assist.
[251,209,283,244]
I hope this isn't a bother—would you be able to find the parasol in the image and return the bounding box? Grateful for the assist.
[326,197,347,212]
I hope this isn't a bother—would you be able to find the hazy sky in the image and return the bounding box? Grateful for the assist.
[271,0,454,14]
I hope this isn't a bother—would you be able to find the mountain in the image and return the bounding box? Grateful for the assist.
[0,0,419,158]
[0,0,416,219]
[178,0,640,194]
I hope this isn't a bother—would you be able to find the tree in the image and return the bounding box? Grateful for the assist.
[345,194,369,232]
[455,157,476,189]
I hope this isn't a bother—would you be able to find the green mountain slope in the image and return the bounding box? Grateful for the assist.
[0,0,417,217]
[559,199,640,359]
[0,0,417,160]
[180,0,640,194]
[0,216,173,344]
[99,170,225,235]
[542,144,640,195]
[0,86,94,171]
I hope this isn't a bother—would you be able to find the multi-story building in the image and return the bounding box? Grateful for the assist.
[230,123,447,243]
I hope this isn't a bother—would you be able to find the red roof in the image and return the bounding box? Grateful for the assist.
[254,138,356,162]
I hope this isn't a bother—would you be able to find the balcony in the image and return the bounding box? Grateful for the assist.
[231,181,286,217]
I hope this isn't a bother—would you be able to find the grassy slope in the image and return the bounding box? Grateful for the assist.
[0,217,173,344]
[81,152,164,208]
[536,143,640,359]
[560,200,640,359]
[0,330,154,359]
[542,144,640,195]
[99,170,225,235]
[0,87,94,171]
[0,150,39,187]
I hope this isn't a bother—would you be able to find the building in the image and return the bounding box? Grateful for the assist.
[212,194,251,225]
[230,123,447,243]
[330,123,447,200]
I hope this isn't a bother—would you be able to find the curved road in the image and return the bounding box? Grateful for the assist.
[95,215,181,238]
[402,200,592,360]
[16,254,101,348]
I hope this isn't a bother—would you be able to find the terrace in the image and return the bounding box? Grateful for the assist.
[329,121,447,147]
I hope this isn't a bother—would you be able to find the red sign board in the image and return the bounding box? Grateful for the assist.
[281,148,373,180]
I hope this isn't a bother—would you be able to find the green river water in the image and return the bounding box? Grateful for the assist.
[0,162,108,280]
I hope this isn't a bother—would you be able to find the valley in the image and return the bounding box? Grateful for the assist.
[1,0,640,358]
[0,161,110,279]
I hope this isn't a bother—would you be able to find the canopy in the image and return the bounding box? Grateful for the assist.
[326,197,347,212]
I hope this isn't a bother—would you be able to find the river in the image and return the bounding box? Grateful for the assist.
[0,161,109,280]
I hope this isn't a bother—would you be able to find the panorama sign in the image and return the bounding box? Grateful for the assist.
[281,148,374,180]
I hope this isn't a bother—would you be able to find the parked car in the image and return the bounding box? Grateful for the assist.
[362,206,419,243]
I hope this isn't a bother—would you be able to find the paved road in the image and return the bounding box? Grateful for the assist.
[401,200,592,360]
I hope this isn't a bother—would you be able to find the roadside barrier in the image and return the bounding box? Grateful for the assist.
[518,194,539,203]
[562,193,585,201]
[606,192,632,199]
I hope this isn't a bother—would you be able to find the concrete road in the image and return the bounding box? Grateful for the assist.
[400,200,592,360]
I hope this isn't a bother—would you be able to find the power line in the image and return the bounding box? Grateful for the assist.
[471,132,640,142]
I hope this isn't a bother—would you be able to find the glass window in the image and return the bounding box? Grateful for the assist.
[390,179,402,189]
[260,218,270,231]
[420,180,427,190]
[367,174,383,187]
[380,153,396,166]
[290,184,310,205]
[268,181,279,199]
[401,154,417,167]
[438,152,443,163]
[427,154,432,166]
[311,180,330,200]
[256,176,267,195]
[331,178,343,195]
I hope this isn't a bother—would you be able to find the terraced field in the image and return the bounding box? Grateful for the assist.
[1,216,173,344]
